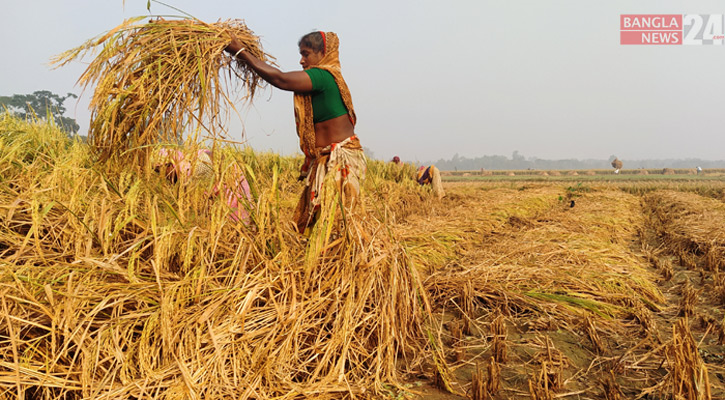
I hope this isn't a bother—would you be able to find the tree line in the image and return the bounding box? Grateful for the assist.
[426,151,725,171]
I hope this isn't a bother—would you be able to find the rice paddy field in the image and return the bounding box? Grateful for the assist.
[1,115,724,399]
[2,13,725,399]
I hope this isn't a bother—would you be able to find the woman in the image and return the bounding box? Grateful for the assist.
[153,147,253,223]
[226,31,365,233]
[417,165,445,199]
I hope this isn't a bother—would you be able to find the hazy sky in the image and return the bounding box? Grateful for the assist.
[2,1,724,163]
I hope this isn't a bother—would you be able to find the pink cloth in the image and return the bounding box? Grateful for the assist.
[157,148,252,223]
[211,162,253,224]
[156,148,213,180]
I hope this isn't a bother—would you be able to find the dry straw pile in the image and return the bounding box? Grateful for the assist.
[644,190,725,273]
[422,186,665,328]
[52,17,271,164]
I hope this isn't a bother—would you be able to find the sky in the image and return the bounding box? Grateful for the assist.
[2,0,725,164]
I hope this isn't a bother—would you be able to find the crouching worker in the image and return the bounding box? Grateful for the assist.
[154,147,214,183]
[153,147,253,224]
[209,161,253,224]
[388,155,408,183]
[417,165,445,199]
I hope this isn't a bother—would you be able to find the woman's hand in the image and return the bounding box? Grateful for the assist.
[224,37,312,92]
[226,37,245,56]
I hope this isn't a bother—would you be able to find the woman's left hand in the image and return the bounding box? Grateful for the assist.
[226,37,244,55]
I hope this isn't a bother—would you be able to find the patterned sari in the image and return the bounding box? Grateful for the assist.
[292,136,366,233]
[291,32,365,233]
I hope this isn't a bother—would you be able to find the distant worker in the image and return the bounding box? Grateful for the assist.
[611,157,623,175]
[696,166,703,175]
[417,165,445,199]
[388,155,407,182]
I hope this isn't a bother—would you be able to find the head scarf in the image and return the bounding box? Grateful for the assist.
[293,32,356,158]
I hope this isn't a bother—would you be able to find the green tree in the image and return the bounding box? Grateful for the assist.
[0,90,79,133]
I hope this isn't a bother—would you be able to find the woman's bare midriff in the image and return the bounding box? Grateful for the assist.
[314,114,355,148]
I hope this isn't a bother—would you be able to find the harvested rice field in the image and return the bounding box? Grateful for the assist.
[398,181,725,399]
[1,116,725,399]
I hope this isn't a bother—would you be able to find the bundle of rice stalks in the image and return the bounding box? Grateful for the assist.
[641,243,675,281]
[459,280,475,334]
[485,356,501,395]
[52,16,272,164]
[659,259,674,281]
[583,315,605,354]
[627,302,657,338]
[527,363,555,400]
[679,250,699,270]
[365,160,432,223]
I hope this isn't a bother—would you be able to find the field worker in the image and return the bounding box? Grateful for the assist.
[154,147,253,223]
[417,165,445,199]
[697,166,703,175]
[226,31,365,233]
[153,147,213,183]
[388,155,406,182]
[208,161,254,224]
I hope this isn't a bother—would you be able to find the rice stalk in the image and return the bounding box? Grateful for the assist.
[600,369,623,400]
[715,272,725,306]
[468,359,502,400]
[528,362,554,400]
[663,318,711,400]
[490,312,507,363]
[486,356,501,395]
[679,283,700,318]
[470,362,485,400]
[449,322,465,363]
